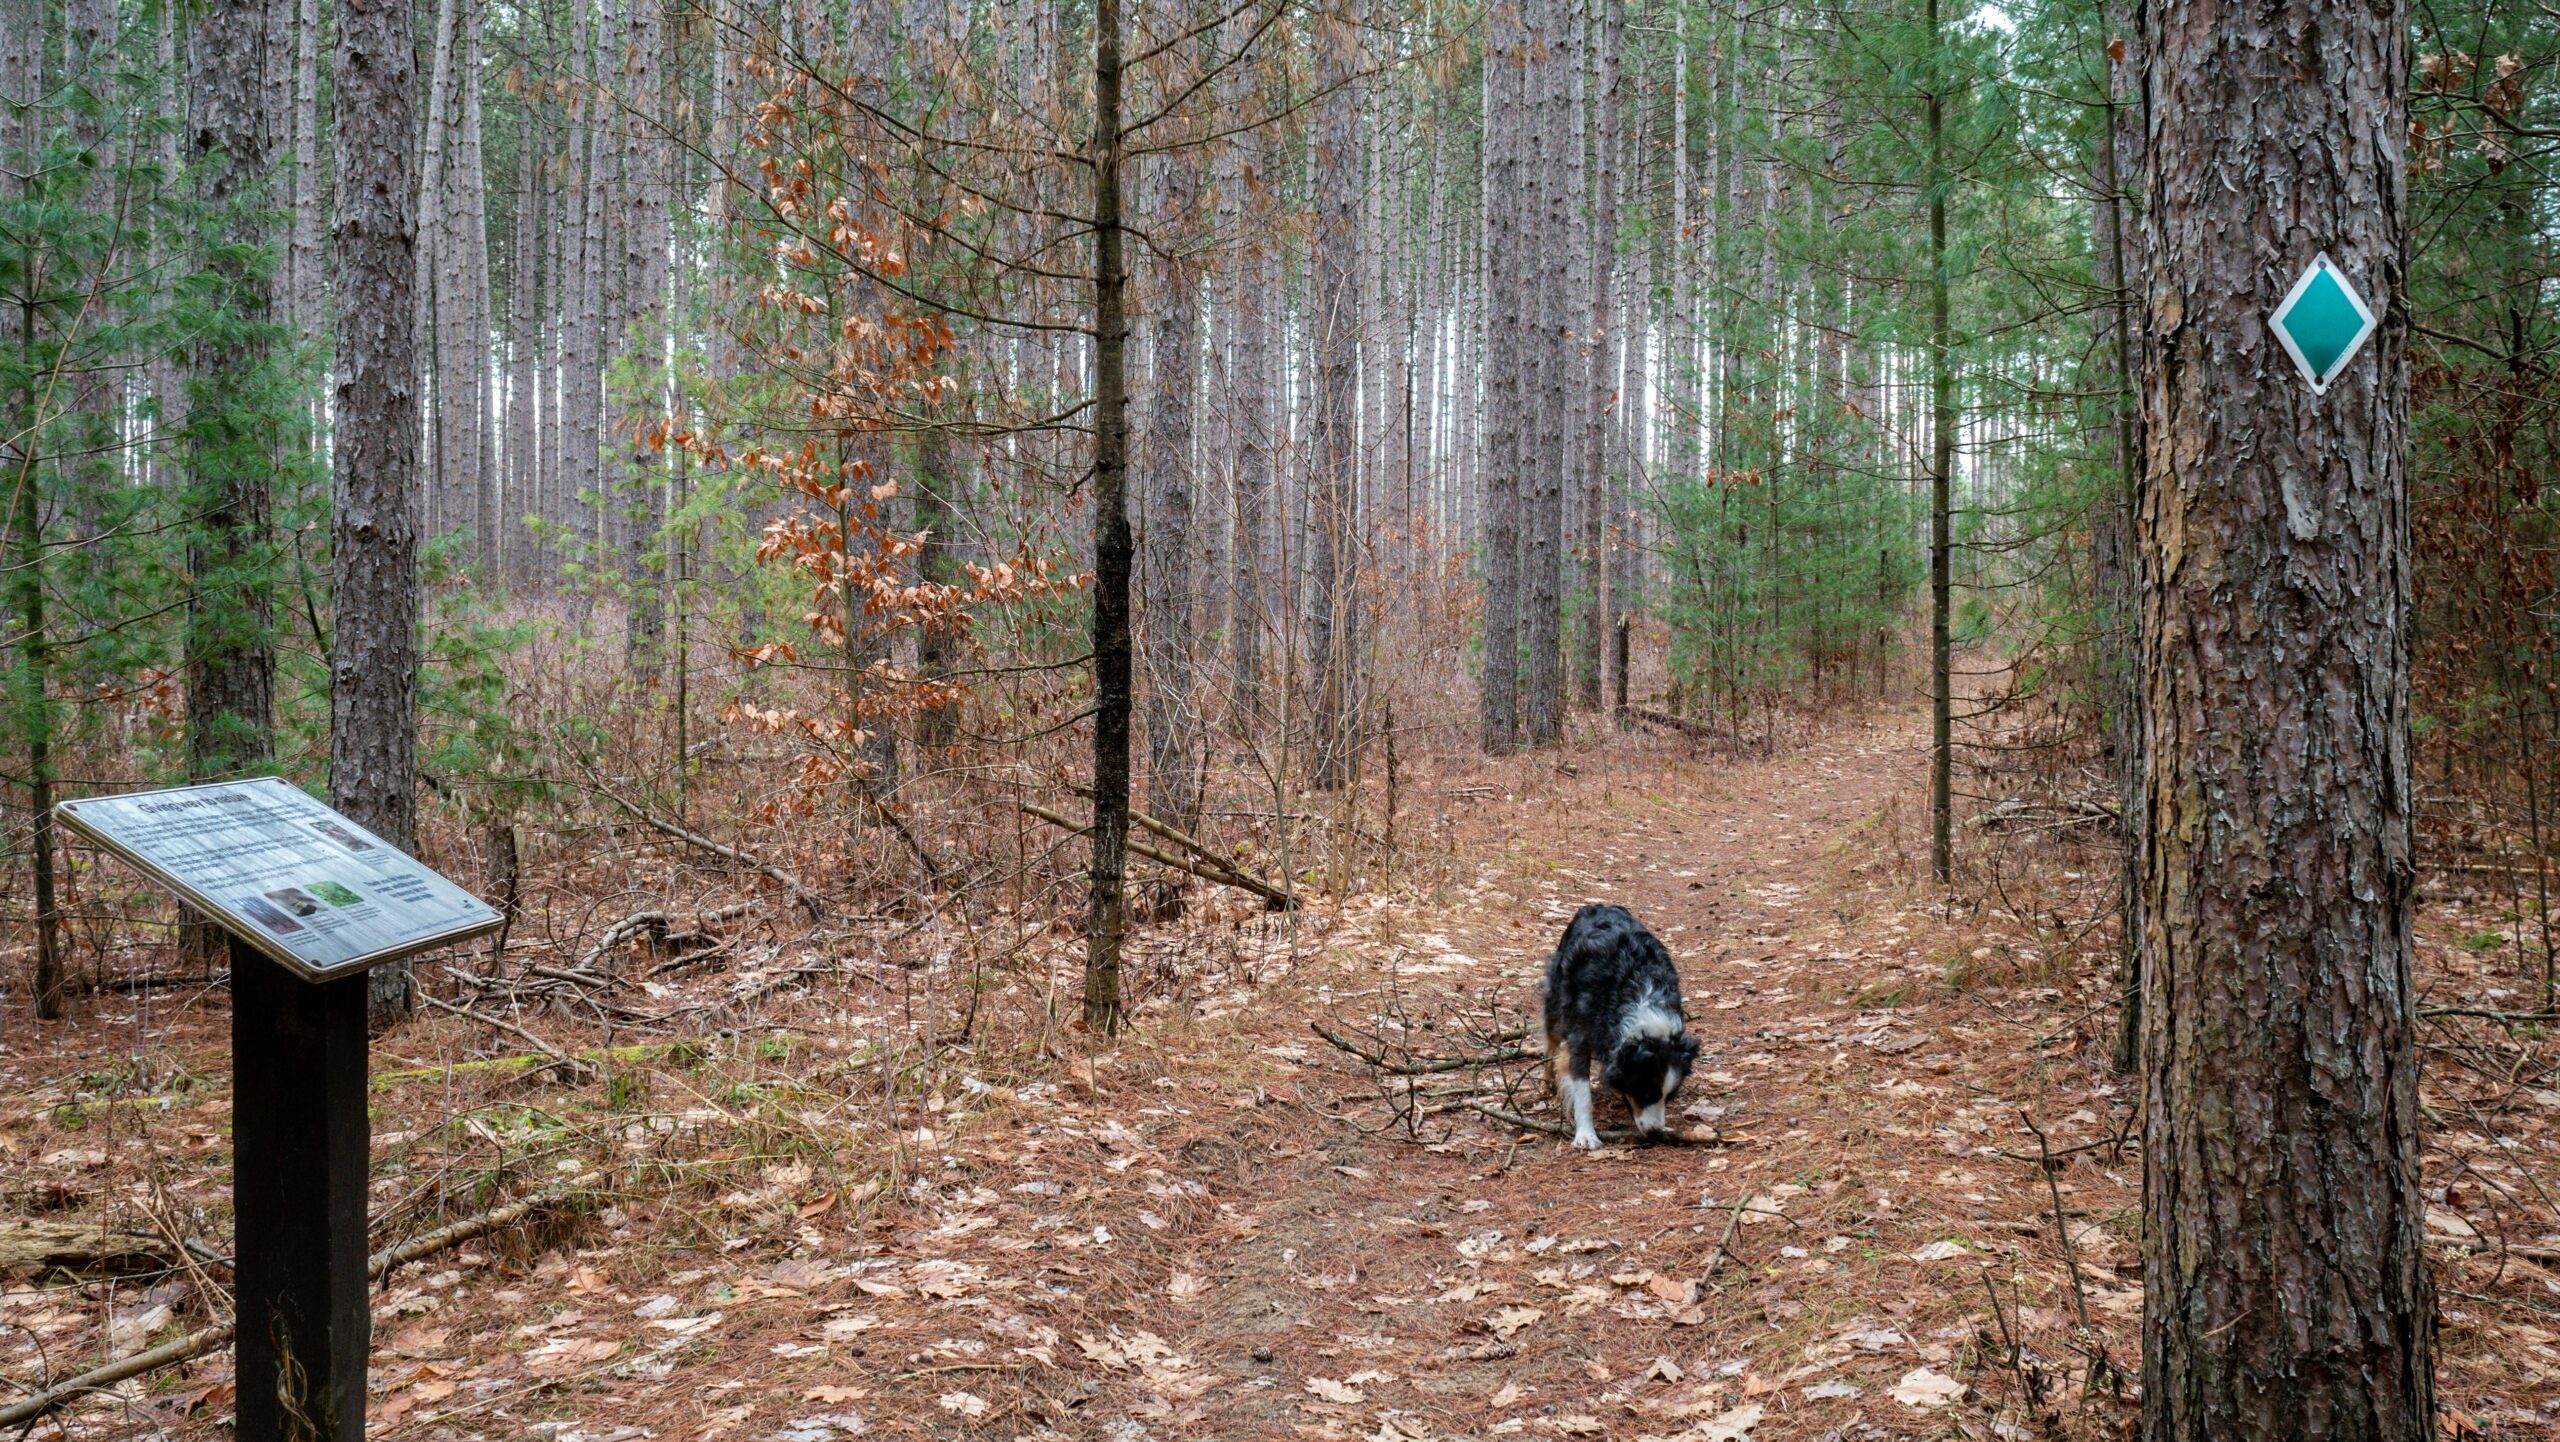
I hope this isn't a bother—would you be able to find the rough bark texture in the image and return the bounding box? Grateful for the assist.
[1578,0,1621,712]
[1925,0,1952,886]
[1307,1,1360,790]
[4,0,59,1018]
[622,0,668,670]
[1518,0,1567,749]
[2135,0,2434,1433]
[1476,0,1522,754]
[333,0,424,1028]
[1084,0,1131,1034]
[1139,7,1203,831]
[2094,11,2145,1074]
[183,0,286,786]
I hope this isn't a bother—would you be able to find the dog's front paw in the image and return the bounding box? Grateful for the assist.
[1571,1128,1604,1150]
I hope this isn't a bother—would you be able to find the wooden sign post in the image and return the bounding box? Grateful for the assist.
[55,779,501,1442]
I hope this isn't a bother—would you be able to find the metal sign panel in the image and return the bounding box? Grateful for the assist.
[2270,252,2380,396]
[56,778,501,982]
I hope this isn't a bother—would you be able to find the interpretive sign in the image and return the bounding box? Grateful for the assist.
[55,777,501,980]
[55,778,502,1442]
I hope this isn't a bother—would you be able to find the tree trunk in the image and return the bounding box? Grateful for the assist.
[2136,0,2432,1430]
[1477,0,1523,753]
[1925,0,1953,886]
[4,0,60,1018]
[183,0,286,788]
[1307,1,1360,790]
[622,0,668,671]
[1519,0,1568,748]
[2094,14,2144,1074]
[335,0,424,1029]
[1139,7,1204,831]
[1083,0,1131,1034]
[1578,0,1621,713]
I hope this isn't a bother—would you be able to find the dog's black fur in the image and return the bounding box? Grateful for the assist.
[1542,903,1699,1148]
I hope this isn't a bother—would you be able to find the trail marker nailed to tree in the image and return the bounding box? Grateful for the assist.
[2270,252,2380,396]
[56,780,501,1442]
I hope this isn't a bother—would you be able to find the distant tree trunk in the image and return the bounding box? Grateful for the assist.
[2094,15,2144,1074]
[1519,0,1567,748]
[622,0,668,671]
[453,0,494,570]
[183,0,286,788]
[415,0,455,542]
[1579,0,1622,711]
[2138,0,2432,1432]
[1924,0,1953,886]
[1477,0,1523,753]
[3,0,61,1019]
[1139,11,1203,831]
[335,0,423,1029]
[1219,18,1271,730]
[1083,0,1131,1034]
[1307,0,1360,790]
[508,61,540,586]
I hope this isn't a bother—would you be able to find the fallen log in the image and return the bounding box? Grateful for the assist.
[0,1222,172,1280]
[1627,706,1716,741]
[0,1171,605,1429]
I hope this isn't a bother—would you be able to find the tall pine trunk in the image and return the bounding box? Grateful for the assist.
[1083,0,1131,1033]
[336,0,424,1029]
[1307,1,1360,789]
[183,0,286,787]
[2135,0,2432,1431]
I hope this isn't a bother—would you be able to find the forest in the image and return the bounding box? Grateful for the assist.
[1,0,2555,1436]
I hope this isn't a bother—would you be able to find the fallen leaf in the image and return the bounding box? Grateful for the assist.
[1698,1402,1765,1442]
[1485,1305,1545,1340]
[1306,1377,1366,1404]
[803,1385,868,1404]
[938,1391,988,1418]
[1167,1271,1208,1303]
[1909,1240,1970,1262]
[1889,1367,1966,1408]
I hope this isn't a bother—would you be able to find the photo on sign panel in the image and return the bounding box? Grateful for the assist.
[310,819,375,853]
[308,880,363,907]
[266,887,325,918]
[235,894,306,935]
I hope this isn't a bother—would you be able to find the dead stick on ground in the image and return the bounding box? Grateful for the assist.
[583,774,829,918]
[0,1172,605,1428]
[1310,1021,1531,1075]
[1457,1099,1720,1148]
[1021,803,1296,910]
[417,992,597,1082]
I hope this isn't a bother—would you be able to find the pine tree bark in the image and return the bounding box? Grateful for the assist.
[1083,0,1131,1034]
[1925,0,1953,885]
[1579,0,1621,711]
[183,0,287,786]
[1519,0,1568,748]
[2094,14,2144,1074]
[3,0,61,1019]
[1138,5,1204,831]
[622,0,668,670]
[2136,0,2432,1431]
[1307,0,1360,789]
[1477,0,1524,753]
[334,0,424,1028]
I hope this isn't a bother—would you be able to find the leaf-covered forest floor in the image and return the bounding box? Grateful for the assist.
[7,699,2560,1440]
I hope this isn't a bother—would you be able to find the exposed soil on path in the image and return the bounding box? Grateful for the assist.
[10,701,2559,1440]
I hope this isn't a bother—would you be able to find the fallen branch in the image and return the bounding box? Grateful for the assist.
[1311,1021,1533,1076]
[0,1171,605,1429]
[416,992,598,1082]
[583,776,828,918]
[1628,706,1716,741]
[1021,802,1296,910]
[1457,1099,1721,1148]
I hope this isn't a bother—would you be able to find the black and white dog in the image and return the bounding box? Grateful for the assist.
[1542,904,1700,1149]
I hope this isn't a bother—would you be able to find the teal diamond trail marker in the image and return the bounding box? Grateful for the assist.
[2270,253,2379,397]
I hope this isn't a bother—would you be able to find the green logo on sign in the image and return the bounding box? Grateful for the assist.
[2271,253,2379,396]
